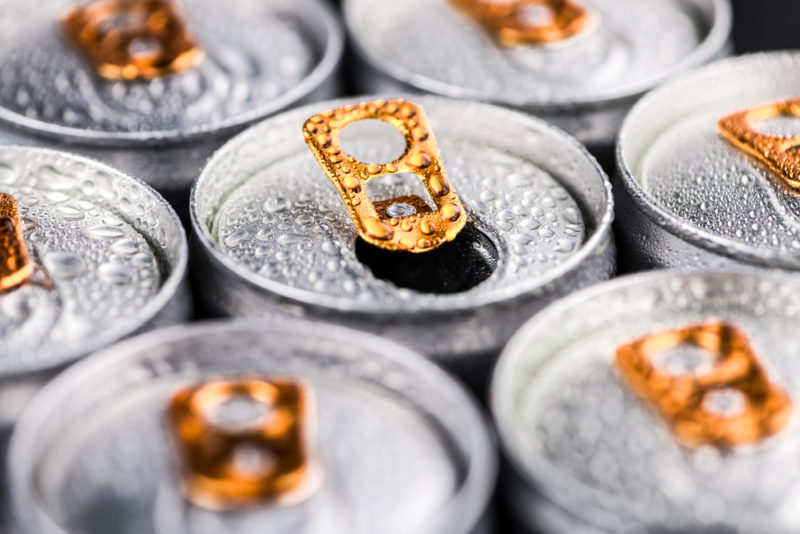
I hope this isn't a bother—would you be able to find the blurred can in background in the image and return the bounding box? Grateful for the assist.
[0,0,343,211]
[343,0,731,157]
[493,270,800,533]
[7,319,496,534]
[617,52,800,272]
[0,146,189,427]
[190,96,615,391]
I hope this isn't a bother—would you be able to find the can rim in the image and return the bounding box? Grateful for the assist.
[0,0,344,148]
[190,95,615,316]
[343,0,732,110]
[616,50,800,270]
[7,318,498,534]
[0,145,189,378]
[490,269,800,532]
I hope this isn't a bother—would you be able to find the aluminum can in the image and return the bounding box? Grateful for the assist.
[190,95,615,390]
[493,270,800,533]
[617,52,800,272]
[343,0,731,155]
[0,145,189,426]
[0,0,343,209]
[6,319,497,534]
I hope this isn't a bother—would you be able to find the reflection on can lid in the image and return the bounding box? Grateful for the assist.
[493,271,800,533]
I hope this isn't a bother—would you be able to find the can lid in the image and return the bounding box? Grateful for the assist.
[0,0,342,145]
[344,0,731,108]
[8,320,496,534]
[618,52,800,270]
[493,271,800,532]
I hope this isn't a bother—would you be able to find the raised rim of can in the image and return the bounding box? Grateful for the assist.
[7,318,498,534]
[490,269,800,531]
[616,50,800,270]
[0,0,344,148]
[0,145,189,378]
[189,95,615,315]
[342,0,732,110]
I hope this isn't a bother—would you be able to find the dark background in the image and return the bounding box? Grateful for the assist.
[731,0,800,52]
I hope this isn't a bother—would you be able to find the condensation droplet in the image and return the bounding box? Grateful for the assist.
[83,225,126,240]
[98,263,134,285]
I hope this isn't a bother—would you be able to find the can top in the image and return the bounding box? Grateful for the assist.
[0,0,342,145]
[0,146,187,376]
[192,95,614,315]
[493,271,800,532]
[344,0,731,108]
[8,319,496,534]
[619,52,800,270]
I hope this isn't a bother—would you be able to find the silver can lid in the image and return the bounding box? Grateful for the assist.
[0,146,187,376]
[192,95,612,315]
[493,271,800,533]
[619,51,800,270]
[0,0,342,144]
[344,0,730,108]
[7,319,496,534]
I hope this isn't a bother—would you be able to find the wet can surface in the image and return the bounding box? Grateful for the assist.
[190,96,615,389]
[7,319,496,534]
[616,52,800,272]
[0,145,189,425]
[343,0,731,153]
[493,270,800,533]
[0,0,343,206]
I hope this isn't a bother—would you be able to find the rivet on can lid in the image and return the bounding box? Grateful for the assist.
[302,99,467,253]
[167,377,323,510]
[449,0,594,47]
[0,193,34,293]
[61,0,205,81]
[719,99,800,189]
[615,321,792,449]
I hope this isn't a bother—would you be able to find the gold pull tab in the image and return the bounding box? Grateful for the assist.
[303,99,467,253]
[450,0,592,46]
[615,321,792,449]
[167,377,322,510]
[719,99,800,189]
[62,0,205,80]
[0,193,33,293]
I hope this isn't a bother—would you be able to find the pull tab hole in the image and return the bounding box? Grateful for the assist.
[365,173,437,213]
[128,36,163,60]
[703,388,747,418]
[751,111,800,138]
[338,119,407,165]
[517,4,556,28]
[205,394,272,432]
[653,342,717,377]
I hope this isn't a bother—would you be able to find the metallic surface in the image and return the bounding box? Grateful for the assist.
[617,52,800,271]
[719,98,800,189]
[7,320,496,534]
[303,99,467,253]
[0,0,343,195]
[0,146,189,381]
[168,378,322,510]
[62,0,205,81]
[449,0,593,47]
[191,96,615,378]
[0,193,33,292]
[493,271,800,533]
[344,0,731,149]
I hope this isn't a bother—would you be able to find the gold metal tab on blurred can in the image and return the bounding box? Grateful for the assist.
[615,320,792,449]
[168,377,322,511]
[449,0,593,46]
[0,193,33,293]
[718,98,800,189]
[61,0,205,80]
[303,99,467,253]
